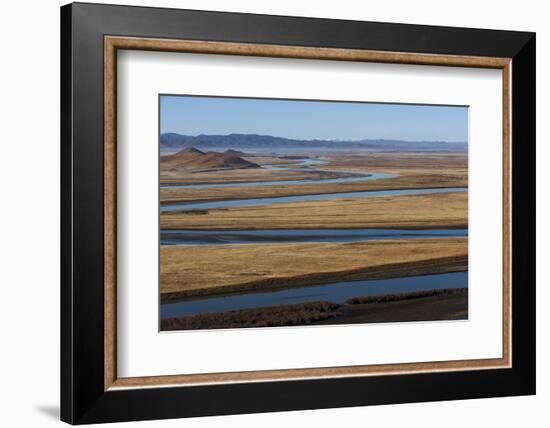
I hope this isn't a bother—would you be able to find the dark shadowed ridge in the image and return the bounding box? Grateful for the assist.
[180,146,205,155]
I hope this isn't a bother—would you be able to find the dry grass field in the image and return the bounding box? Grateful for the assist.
[160,237,467,300]
[316,152,468,172]
[160,172,466,204]
[161,191,467,230]
[161,152,467,186]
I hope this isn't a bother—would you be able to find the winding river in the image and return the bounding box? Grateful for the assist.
[161,158,396,189]
[162,186,466,212]
[161,228,467,245]
[160,156,467,319]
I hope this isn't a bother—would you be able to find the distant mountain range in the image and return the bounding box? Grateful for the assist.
[160,133,467,152]
[161,147,259,171]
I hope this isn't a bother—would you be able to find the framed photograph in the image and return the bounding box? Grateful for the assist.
[61,2,535,424]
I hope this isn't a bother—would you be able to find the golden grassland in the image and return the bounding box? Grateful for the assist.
[160,172,466,204]
[295,152,467,181]
[161,191,467,230]
[316,151,468,170]
[160,152,467,185]
[160,237,467,300]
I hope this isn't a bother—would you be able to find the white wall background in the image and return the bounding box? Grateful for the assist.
[0,0,546,426]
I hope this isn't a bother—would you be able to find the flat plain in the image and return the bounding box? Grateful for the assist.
[161,191,467,230]
[159,148,469,329]
[160,237,467,299]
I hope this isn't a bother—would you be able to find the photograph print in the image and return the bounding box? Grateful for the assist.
[159,95,468,332]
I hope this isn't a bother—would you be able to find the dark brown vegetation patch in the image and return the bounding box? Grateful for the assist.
[161,301,340,331]
[345,287,466,305]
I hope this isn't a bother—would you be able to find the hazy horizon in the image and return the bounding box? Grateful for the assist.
[160,131,467,144]
[160,95,468,143]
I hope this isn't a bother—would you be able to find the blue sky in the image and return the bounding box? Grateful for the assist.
[160,95,468,142]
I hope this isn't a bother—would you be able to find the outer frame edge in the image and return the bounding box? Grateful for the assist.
[60,2,75,425]
[64,3,536,424]
[510,33,536,395]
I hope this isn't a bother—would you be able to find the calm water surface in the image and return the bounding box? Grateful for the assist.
[161,272,467,319]
[161,228,467,245]
[161,172,397,189]
[161,187,466,212]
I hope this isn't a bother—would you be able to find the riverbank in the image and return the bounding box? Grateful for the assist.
[160,191,467,230]
[161,288,467,331]
[314,289,468,326]
[160,237,467,300]
[161,164,350,185]
[161,172,466,204]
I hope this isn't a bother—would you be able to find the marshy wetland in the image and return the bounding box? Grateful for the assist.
[159,145,468,331]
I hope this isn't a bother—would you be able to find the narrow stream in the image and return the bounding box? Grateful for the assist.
[161,186,466,212]
[161,228,467,245]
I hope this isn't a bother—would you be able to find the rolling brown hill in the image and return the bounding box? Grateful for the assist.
[161,147,259,171]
